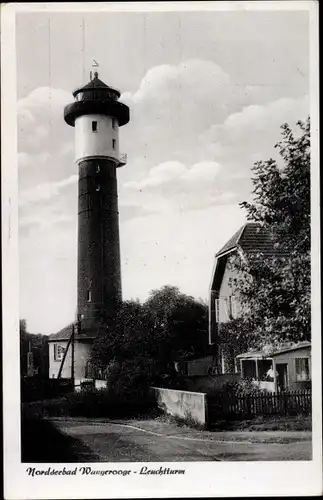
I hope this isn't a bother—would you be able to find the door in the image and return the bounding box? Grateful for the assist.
[276,363,288,391]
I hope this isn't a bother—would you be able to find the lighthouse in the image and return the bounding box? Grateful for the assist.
[48,72,129,383]
[63,72,130,335]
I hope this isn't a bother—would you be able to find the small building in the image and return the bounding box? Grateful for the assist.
[175,355,215,376]
[48,323,95,386]
[236,341,311,392]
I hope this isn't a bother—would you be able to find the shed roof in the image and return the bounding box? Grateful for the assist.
[236,341,311,360]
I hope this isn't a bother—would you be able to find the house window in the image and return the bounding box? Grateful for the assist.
[87,290,92,302]
[92,121,98,132]
[54,344,65,362]
[215,298,220,323]
[112,118,117,130]
[295,358,310,381]
[112,138,116,149]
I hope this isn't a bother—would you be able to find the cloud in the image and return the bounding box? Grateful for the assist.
[19,174,77,207]
[124,160,225,211]
[119,59,234,169]
[198,95,309,170]
[17,87,71,152]
[18,87,75,193]
[17,61,309,225]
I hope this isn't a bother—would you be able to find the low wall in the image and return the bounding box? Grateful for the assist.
[169,373,241,395]
[254,380,275,392]
[74,379,107,392]
[152,387,207,426]
[95,380,107,390]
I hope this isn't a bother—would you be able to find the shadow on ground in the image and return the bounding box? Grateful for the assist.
[21,417,99,462]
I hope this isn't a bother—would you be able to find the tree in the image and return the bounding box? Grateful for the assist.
[225,118,311,352]
[145,285,209,361]
[241,117,310,252]
[91,300,160,397]
[91,286,209,391]
[20,320,49,377]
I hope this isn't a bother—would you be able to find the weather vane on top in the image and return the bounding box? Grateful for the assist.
[90,58,99,80]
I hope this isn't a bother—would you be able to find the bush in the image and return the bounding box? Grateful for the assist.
[207,378,267,422]
[208,378,266,400]
[105,358,155,402]
[22,386,157,420]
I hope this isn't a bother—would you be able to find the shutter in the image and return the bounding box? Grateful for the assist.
[231,296,236,319]
[215,298,220,323]
[223,297,230,321]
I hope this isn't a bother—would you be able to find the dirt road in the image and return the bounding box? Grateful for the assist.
[52,418,312,462]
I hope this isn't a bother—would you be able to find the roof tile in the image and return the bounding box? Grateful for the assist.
[216,222,288,258]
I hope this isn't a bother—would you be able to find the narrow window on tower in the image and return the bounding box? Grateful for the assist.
[112,138,116,149]
[87,290,92,303]
[112,118,117,130]
[92,121,98,132]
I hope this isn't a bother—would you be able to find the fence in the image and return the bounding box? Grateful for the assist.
[21,376,74,402]
[207,390,311,422]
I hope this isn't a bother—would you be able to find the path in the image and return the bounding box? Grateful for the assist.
[51,418,312,462]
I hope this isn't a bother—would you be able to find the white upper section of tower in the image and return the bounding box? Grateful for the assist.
[74,114,119,165]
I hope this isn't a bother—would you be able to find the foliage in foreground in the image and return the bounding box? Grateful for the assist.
[218,118,311,356]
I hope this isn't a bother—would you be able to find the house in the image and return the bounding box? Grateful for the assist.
[48,323,95,386]
[236,341,311,392]
[209,222,287,373]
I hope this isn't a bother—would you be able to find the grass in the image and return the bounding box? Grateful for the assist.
[208,414,312,432]
[153,410,206,430]
[153,411,311,432]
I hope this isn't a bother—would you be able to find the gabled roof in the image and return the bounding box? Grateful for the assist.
[48,323,97,342]
[216,225,246,257]
[216,222,282,258]
[210,222,289,291]
[49,323,73,341]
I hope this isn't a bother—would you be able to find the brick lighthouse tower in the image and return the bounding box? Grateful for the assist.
[64,72,130,335]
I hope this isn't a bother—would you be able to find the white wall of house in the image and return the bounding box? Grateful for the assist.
[239,346,311,392]
[215,255,242,324]
[273,346,311,391]
[211,254,243,374]
[49,340,93,382]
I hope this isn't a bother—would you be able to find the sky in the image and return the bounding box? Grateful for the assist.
[16,8,310,334]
